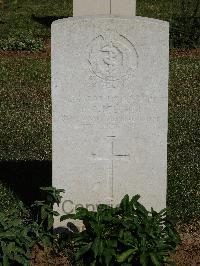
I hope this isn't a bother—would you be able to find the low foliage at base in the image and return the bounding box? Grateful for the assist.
[0,36,44,51]
[0,188,180,265]
[61,195,180,266]
[0,187,63,265]
[0,208,34,265]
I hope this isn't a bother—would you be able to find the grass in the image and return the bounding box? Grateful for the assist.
[0,54,199,221]
[0,0,72,42]
[0,0,199,49]
[0,56,51,213]
[168,57,200,221]
[0,181,23,214]
[0,0,199,221]
[138,0,200,48]
[0,57,51,160]
[137,0,200,20]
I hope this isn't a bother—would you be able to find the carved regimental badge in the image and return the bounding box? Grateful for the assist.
[88,31,138,81]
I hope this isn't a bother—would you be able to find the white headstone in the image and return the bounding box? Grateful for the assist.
[73,0,136,16]
[111,0,136,16]
[73,0,110,16]
[52,16,169,228]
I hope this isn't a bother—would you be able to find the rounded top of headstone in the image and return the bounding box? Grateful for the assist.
[51,16,169,28]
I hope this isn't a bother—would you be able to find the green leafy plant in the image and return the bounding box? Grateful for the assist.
[61,195,180,266]
[31,187,64,247]
[0,36,44,51]
[0,0,18,9]
[0,187,64,266]
[0,206,36,266]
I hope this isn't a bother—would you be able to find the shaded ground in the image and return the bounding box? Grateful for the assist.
[0,0,72,41]
[31,245,71,266]
[171,221,200,266]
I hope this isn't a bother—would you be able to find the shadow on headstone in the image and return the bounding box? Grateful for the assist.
[54,222,79,235]
[53,222,80,244]
[31,15,69,28]
[0,160,51,206]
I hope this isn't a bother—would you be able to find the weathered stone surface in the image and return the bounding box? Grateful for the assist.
[111,0,136,16]
[73,0,110,16]
[52,16,169,228]
[73,0,136,16]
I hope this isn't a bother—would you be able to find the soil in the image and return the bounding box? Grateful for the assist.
[31,245,71,266]
[171,221,200,266]
[0,39,51,59]
[170,48,200,59]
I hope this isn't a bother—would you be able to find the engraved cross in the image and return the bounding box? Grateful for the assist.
[92,136,130,200]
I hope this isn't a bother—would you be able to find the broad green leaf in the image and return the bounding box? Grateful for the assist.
[158,208,167,216]
[52,211,60,216]
[75,242,92,260]
[6,242,16,253]
[135,201,148,215]
[123,231,133,243]
[90,260,96,266]
[150,253,160,266]
[14,253,29,264]
[0,232,16,239]
[47,214,54,230]
[92,238,104,258]
[32,200,44,207]
[140,253,148,266]
[60,214,78,221]
[107,239,117,248]
[41,234,52,247]
[130,194,141,203]
[41,206,47,220]
[3,255,9,266]
[128,255,133,263]
[103,248,115,266]
[117,248,137,263]
[97,204,112,212]
[120,194,130,211]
